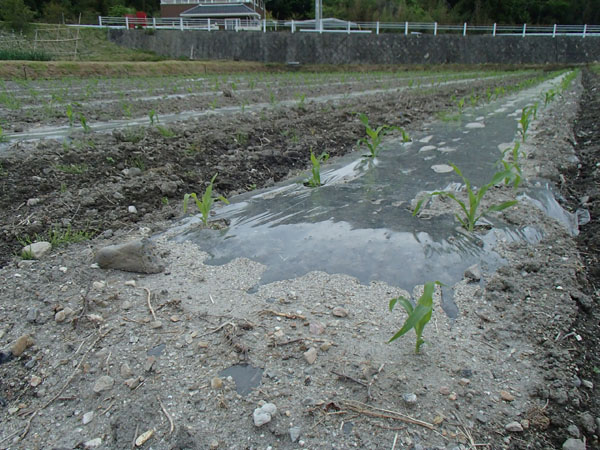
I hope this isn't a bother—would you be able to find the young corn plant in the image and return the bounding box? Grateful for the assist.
[357,113,400,158]
[413,164,518,232]
[149,109,159,125]
[498,142,525,189]
[66,104,74,127]
[389,281,442,354]
[78,113,91,133]
[518,105,536,142]
[183,173,230,225]
[304,151,329,187]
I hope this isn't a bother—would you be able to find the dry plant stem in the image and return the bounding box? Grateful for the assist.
[331,370,368,387]
[259,309,307,320]
[391,432,399,450]
[157,396,175,434]
[341,400,435,430]
[131,424,139,450]
[143,287,157,321]
[17,328,112,442]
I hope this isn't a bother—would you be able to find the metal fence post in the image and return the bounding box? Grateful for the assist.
[263,19,266,33]
[292,20,295,33]
[583,24,587,38]
[376,21,379,35]
[552,23,557,37]
[405,21,408,35]
[152,17,156,29]
[208,18,211,31]
[347,21,350,34]
[463,22,467,36]
[180,17,184,31]
[99,16,103,27]
[125,16,129,29]
[434,22,437,36]
[492,23,496,36]
[522,23,526,37]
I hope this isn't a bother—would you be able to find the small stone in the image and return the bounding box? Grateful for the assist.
[211,377,223,389]
[448,392,457,401]
[320,342,332,351]
[273,329,285,339]
[209,439,219,449]
[458,378,470,386]
[520,419,530,430]
[567,424,580,438]
[197,341,209,349]
[309,322,325,335]
[128,205,138,214]
[505,421,523,432]
[476,412,487,424]
[332,307,348,317]
[402,393,417,405]
[303,347,317,364]
[581,379,594,390]
[150,320,163,329]
[144,356,156,372]
[26,308,40,324]
[562,438,586,450]
[578,411,596,433]
[93,375,114,394]
[8,407,19,415]
[27,198,40,206]
[84,438,102,448]
[11,334,34,356]
[83,411,94,425]
[124,280,136,287]
[500,390,515,402]
[30,375,42,387]
[170,315,180,322]
[464,264,482,282]
[439,386,450,395]
[253,403,277,427]
[289,426,301,443]
[92,281,106,290]
[120,363,133,379]
[124,377,141,389]
[55,310,67,323]
[135,429,154,447]
[22,241,52,259]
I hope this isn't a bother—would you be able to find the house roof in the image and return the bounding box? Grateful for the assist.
[181,3,260,18]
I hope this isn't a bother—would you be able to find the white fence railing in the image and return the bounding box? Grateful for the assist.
[94,17,600,37]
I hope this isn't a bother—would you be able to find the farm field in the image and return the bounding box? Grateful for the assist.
[0,65,599,449]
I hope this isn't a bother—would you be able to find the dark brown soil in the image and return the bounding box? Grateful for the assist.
[0,73,534,267]
[557,67,600,448]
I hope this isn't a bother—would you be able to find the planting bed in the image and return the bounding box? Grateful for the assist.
[0,66,599,449]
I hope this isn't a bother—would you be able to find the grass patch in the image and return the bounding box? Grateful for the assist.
[19,225,94,249]
[0,49,51,61]
[54,163,88,174]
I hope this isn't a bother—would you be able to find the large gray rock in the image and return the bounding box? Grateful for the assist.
[95,238,164,274]
[562,438,586,450]
[22,241,52,259]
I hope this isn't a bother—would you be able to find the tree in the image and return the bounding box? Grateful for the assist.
[265,0,312,19]
[0,0,35,30]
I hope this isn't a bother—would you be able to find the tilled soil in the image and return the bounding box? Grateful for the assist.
[0,67,599,450]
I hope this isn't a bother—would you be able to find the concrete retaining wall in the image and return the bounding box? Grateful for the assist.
[108,29,600,65]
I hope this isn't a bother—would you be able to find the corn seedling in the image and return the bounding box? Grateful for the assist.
[389,281,442,354]
[0,125,7,143]
[401,129,411,143]
[518,105,535,142]
[413,164,518,232]
[497,142,524,189]
[149,109,159,125]
[457,97,465,114]
[66,104,74,127]
[544,89,557,107]
[78,113,91,133]
[357,113,401,158]
[183,174,229,225]
[304,151,329,187]
[296,93,306,109]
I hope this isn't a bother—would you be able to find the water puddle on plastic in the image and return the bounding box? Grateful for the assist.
[169,74,575,294]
